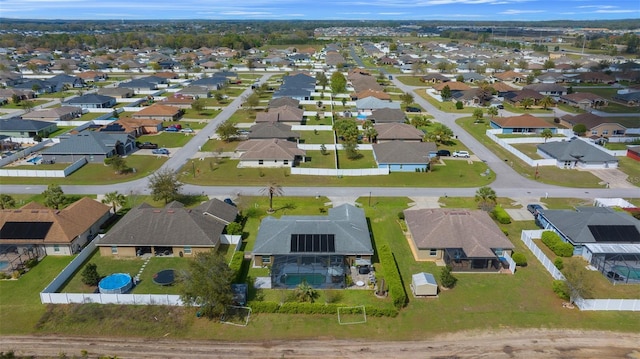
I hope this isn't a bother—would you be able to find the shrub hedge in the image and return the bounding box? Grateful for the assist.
[378,244,407,309]
[492,205,512,224]
[246,301,398,317]
[229,251,245,283]
[541,231,574,257]
[554,257,564,270]
[512,252,527,266]
[552,280,570,300]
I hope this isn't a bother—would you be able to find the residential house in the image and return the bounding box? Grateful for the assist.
[49,74,85,89]
[628,146,640,161]
[0,89,35,103]
[160,94,195,109]
[559,113,626,138]
[503,89,545,107]
[177,86,211,98]
[368,108,406,124]
[560,92,608,110]
[13,79,59,94]
[403,208,514,272]
[613,91,640,107]
[0,197,111,256]
[490,114,557,134]
[97,199,238,258]
[451,88,494,107]
[421,73,450,84]
[433,81,471,93]
[235,138,305,168]
[77,71,108,83]
[133,104,183,121]
[577,72,616,84]
[355,97,401,111]
[350,89,390,101]
[374,123,425,142]
[493,70,525,83]
[110,117,163,137]
[189,76,228,91]
[247,122,300,141]
[65,94,116,109]
[372,141,436,172]
[269,97,300,109]
[251,204,374,289]
[536,206,640,283]
[21,106,82,122]
[255,106,304,124]
[523,83,567,98]
[41,131,136,163]
[97,88,134,99]
[272,73,315,101]
[537,138,618,169]
[118,79,158,92]
[0,118,58,138]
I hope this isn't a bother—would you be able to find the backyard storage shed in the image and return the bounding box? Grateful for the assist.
[411,272,438,297]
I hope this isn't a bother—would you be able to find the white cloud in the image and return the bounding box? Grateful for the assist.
[594,9,637,13]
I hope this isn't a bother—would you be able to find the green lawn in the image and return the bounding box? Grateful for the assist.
[180,157,493,188]
[137,132,195,148]
[337,150,377,169]
[298,150,336,169]
[299,130,335,145]
[182,108,222,119]
[415,89,477,113]
[618,157,640,188]
[1,99,49,109]
[395,75,427,87]
[457,117,604,188]
[511,143,544,159]
[0,156,167,185]
[201,138,240,153]
[78,112,108,121]
[227,109,257,124]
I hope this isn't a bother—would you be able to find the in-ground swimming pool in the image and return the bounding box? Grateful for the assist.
[280,273,325,286]
[612,265,640,280]
[27,156,42,164]
[0,261,9,271]
[98,273,133,294]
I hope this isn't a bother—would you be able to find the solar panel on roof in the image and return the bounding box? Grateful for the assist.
[0,222,53,240]
[588,225,640,243]
[290,234,335,253]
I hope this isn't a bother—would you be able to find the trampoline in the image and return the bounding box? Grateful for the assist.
[99,273,133,294]
[153,269,175,286]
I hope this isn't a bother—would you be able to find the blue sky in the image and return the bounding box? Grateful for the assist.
[0,0,638,21]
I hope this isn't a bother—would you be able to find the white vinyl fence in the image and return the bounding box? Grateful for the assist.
[291,168,389,176]
[520,230,640,311]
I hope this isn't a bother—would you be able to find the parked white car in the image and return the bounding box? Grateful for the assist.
[453,150,470,158]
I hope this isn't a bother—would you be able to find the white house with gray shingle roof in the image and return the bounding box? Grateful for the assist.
[372,141,436,172]
[235,139,305,168]
[536,139,618,169]
[252,204,373,289]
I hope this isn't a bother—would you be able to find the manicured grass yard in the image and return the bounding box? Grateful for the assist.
[298,150,336,169]
[0,155,167,185]
[299,130,335,144]
[337,149,377,169]
[137,132,194,148]
[511,143,544,159]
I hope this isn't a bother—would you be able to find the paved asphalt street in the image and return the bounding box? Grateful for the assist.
[1,71,638,200]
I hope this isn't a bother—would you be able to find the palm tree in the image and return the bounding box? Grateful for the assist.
[539,95,555,110]
[475,186,497,211]
[102,191,127,213]
[261,182,283,214]
[521,97,534,110]
[294,280,318,303]
[541,128,553,143]
[0,194,16,209]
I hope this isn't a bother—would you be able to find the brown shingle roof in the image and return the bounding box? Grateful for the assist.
[404,208,514,257]
[374,123,425,141]
[133,104,181,117]
[236,139,305,160]
[433,82,471,91]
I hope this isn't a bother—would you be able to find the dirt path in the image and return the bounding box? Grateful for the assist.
[1,329,639,358]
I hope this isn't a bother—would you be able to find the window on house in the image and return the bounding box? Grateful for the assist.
[262,256,271,264]
[429,249,437,256]
[111,246,118,254]
[283,160,288,165]
[602,130,608,135]
[184,246,192,255]
[591,130,598,135]
[53,244,60,252]
[259,160,263,165]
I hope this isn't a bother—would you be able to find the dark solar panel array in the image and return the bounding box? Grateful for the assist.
[0,222,53,240]
[290,234,335,252]
[588,225,640,243]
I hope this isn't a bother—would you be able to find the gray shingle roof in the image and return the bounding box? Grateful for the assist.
[537,139,618,163]
[248,122,300,139]
[0,118,53,132]
[373,141,436,164]
[42,132,132,156]
[252,204,373,255]
[97,199,238,247]
[66,94,114,105]
[541,207,640,244]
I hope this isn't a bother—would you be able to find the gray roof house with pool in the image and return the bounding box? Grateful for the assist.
[252,204,373,289]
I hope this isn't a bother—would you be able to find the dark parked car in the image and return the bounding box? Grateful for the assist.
[406,106,421,113]
[436,150,451,157]
[527,204,544,216]
[137,142,158,149]
[358,265,371,275]
[224,198,236,206]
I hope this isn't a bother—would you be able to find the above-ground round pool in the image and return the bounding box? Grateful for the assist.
[99,273,133,294]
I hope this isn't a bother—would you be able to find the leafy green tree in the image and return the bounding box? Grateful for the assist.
[191,98,205,114]
[521,97,534,110]
[316,71,328,90]
[148,168,183,204]
[214,92,224,102]
[81,263,100,286]
[216,121,238,142]
[455,101,463,110]
[320,144,328,155]
[294,280,319,303]
[101,191,126,213]
[472,108,484,122]
[0,194,16,209]
[225,222,243,235]
[455,74,464,83]
[573,124,587,136]
[363,126,377,143]
[342,141,360,160]
[440,85,452,101]
[261,182,283,214]
[21,100,35,113]
[543,59,555,70]
[487,106,499,119]
[330,71,346,94]
[333,118,359,143]
[104,155,129,174]
[440,265,457,288]
[43,184,66,210]
[475,186,497,211]
[541,128,553,143]
[400,92,414,108]
[178,250,234,319]
[562,260,593,304]
[243,93,260,110]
